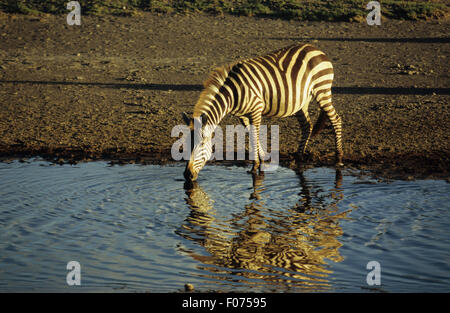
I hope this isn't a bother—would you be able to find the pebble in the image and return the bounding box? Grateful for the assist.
[184,283,194,292]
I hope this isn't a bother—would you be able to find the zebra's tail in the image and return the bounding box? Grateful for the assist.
[311,110,327,138]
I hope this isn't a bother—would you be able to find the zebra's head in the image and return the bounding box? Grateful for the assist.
[182,112,213,181]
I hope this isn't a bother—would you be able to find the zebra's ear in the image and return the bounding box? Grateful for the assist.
[182,112,191,126]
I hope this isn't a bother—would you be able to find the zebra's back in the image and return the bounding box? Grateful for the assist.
[228,43,334,118]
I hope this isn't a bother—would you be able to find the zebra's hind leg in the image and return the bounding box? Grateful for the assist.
[318,100,343,166]
[311,110,327,138]
[331,113,343,166]
[295,109,313,164]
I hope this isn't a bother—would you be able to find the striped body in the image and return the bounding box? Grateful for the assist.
[183,43,343,181]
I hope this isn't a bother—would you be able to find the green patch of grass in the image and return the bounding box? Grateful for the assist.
[0,0,448,21]
[0,0,143,15]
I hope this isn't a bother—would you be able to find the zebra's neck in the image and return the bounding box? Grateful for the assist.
[193,63,238,130]
[194,97,230,133]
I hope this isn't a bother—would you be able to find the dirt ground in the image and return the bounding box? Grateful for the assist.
[0,12,449,180]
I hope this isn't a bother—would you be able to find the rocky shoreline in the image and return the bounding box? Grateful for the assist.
[0,13,448,180]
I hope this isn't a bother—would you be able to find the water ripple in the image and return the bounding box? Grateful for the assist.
[0,161,448,292]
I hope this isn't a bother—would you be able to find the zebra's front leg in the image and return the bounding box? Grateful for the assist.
[248,111,264,174]
[239,115,259,173]
[295,109,312,164]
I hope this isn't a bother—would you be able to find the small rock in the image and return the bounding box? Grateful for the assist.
[69,159,77,165]
[184,283,194,292]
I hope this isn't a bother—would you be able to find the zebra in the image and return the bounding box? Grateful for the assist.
[182,43,343,181]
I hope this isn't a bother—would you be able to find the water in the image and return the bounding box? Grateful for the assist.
[0,160,448,292]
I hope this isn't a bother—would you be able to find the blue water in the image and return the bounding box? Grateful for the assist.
[0,160,448,292]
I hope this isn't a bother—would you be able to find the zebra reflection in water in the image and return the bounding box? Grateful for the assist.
[177,169,349,291]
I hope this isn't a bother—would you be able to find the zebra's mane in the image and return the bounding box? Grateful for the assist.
[193,62,235,118]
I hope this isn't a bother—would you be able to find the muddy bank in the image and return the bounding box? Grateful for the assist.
[0,13,449,180]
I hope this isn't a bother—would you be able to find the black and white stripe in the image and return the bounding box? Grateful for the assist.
[183,43,343,181]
